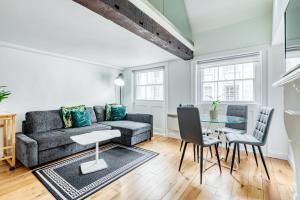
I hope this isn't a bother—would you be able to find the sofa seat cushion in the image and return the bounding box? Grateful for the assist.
[28,124,111,151]
[100,121,151,137]
[28,130,71,151]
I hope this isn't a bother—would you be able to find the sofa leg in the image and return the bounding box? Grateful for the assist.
[9,167,16,171]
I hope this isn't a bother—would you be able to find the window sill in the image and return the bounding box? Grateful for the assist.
[198,101,259,105]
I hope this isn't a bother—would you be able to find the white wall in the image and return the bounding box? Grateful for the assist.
[267,44,289,159]
[272,0,290,45]
[194,15,272,55]
[167,60,192,114]
[0,45,120,147]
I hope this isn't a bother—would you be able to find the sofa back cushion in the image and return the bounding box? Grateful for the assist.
[86,107,97,123]
[72,109,92,127]
[93,106,105,122]
[60,105,86,128]
[25,110,64,133]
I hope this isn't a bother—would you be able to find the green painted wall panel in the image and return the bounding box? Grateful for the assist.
[148,0,193,42]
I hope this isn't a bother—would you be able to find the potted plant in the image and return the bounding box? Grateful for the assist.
[207,96,220,120]
[0,86,11,104]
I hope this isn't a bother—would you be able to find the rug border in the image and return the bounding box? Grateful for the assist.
[32,143,158,200]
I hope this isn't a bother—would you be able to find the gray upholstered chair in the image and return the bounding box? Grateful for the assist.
[225,107,274,179]
[177,106,222,184]
[223,105,248,159]
[178,104,213,161]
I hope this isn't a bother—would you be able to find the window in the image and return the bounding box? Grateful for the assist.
[197,53,260,102]
[135,68,164,101]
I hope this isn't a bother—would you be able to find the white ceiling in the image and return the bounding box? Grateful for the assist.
[0,0,177,69]
[184,0,273,34]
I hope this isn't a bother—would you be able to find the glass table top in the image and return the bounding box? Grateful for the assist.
[200,114,246,124]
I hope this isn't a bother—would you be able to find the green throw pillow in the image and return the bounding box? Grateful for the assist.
[105,103,118,121]
[60,105,85,128]
[105,104,113,121]
[71,109,91,128]
[110,105,126,121]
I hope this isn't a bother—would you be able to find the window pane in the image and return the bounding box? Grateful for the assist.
[153,85,164,100]
[135,69,164,101]
[146,70,163,84]
[202,82,217,101]
[218,81,235,101]
[136,72,147,85]
[236,80,253,101]
[201,67,218,81]
[136,86,146,100]
[219,65,234,80]
[236,63,254,79]
[146,86,154,100]
[154,70,164,84]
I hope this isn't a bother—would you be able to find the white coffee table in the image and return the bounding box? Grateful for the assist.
[70,130,121,174]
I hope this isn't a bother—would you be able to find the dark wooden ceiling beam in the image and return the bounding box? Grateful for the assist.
[72,0,194,60]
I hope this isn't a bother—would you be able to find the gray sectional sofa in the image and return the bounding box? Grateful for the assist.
[16,106,153,168]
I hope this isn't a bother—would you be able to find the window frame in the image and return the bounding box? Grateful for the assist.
[197,56,260,104]
[134,67,165,101]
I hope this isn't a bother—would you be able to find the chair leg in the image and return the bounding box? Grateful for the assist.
[244,144,248,156]
[179,142,188,171]
[216,134,220,148]
[215,144,222,174]
[200,146,203,184]
[225,143,231,162]
[209,146,213,158]
[237,144,241,163]
[193,144,196,162]
[231,143,237,174]
[252,145,258,166]
[179,140,183,152]
[258,146,270,180]
[197,145,200,163]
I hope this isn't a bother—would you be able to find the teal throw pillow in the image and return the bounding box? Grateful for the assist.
[110,105,126,121]
[105,104,113,121]
[71,109,92,128]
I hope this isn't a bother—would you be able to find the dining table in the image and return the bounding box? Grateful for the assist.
[199,114,247,171]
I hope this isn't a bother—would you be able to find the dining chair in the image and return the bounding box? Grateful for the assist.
[225,107,274,179]
[178,104,213,161]
[177,106,222,184]
[222,105,248,161]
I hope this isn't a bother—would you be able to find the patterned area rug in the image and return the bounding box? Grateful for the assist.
[33,143,158,200]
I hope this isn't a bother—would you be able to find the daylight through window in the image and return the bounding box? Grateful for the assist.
[135,68,164,101]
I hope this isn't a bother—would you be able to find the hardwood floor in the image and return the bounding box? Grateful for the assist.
[0,136,294,200]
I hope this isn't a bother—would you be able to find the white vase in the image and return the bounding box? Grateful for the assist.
[210,110,218,120]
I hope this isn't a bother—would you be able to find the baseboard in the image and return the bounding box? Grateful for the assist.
[288,154,295,171]
[166,130,181,139]
[154,128,167,136]
[267,151,288,160]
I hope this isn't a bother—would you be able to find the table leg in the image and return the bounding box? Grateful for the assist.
[204,123,239,172]
[95,141,99,162]
[80,142,108,174]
